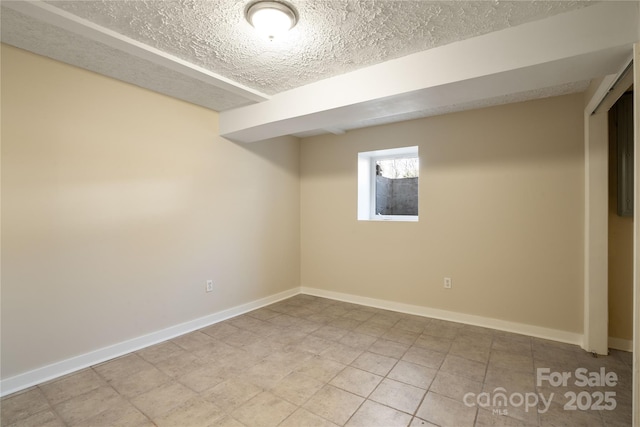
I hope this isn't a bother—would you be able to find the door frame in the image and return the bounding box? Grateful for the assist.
[583,48,637,425]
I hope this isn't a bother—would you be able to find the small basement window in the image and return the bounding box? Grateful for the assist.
[358,146,419,221]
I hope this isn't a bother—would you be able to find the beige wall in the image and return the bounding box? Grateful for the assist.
[0,45,300,378]
[0,43,595,380]
[607,105,634,341]
[301,94,585,333]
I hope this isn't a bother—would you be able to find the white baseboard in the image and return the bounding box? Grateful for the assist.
[1,286,596,397]
[301,287,584,347]
[608,336,633,352]
[0,287,300,397]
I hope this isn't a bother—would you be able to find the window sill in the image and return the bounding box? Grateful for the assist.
[360,215,418,222]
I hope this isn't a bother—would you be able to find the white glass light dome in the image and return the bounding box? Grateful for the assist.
[246,1,298,40]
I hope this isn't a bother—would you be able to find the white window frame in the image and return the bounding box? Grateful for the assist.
[357,146,419,222]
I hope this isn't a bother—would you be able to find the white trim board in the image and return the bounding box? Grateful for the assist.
[301,287,584,347]
[608,337,633,353]
[1,286,595,397]
[0,287,299,397]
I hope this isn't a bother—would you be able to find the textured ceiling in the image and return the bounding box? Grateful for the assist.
[4,0,629,141]
[43,0,592,96]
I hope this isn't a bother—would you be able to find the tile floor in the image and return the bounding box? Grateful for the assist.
[1,295,633,427]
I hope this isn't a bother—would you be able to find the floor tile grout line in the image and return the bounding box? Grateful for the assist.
[373,322,429,423]
[290,307,421,426]
[33,385,70,427]
[2,296,631,427]
[280,308,388,426]
[472,333,497,427]
[340,326,419,427]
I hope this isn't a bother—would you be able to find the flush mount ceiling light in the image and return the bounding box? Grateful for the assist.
[246,1,298,40]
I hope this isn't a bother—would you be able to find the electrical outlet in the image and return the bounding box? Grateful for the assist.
[444,277,452,289]
[206,280,214,292]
